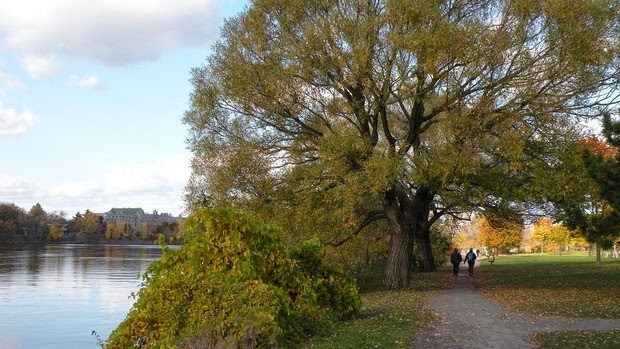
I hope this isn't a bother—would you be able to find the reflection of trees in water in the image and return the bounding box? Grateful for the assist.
[73,245,104,274]
[26,247,45,286]
[0,245,162,285]
[14,245,66,286]
[0,252,15,274]
[69,245,162,278]
[26,248,43,274]
[42,245,68,284]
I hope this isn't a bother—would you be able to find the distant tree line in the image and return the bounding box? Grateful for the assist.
[0,203,184,245]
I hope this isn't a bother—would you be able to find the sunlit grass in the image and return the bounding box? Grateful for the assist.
[304,254,620,348]
[476,253,620,349]
[302,271,450,349]
[477,253,620,318]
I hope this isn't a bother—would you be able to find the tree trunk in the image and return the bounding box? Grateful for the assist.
[383,226,411,288]
[596,242,602,263]
[412,188,436,272]
[364,229,370,268]
[382,185,413,289]
[414,230,435,272]
[381,184,437,287]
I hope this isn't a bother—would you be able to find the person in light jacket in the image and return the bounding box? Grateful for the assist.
[464,248,477,277]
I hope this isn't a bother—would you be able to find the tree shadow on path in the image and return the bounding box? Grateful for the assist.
[409,261,620,349]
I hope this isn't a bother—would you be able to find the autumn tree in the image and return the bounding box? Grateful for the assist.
[74,211,99,234]
[579,114,620,255]
[0,203,24,223]
[185,0,620,287]
[476,214,522,256]
[555,121,620,262]
[140,222,149,240]
[69,212,83,232]
[532,217,554,253]
[46,210,67,226]
[0,203,22,243]
[532,217,572,254]
[105,221,127,240]
[550,224,572,254]
[25,203,47,238]
[0,204,25,240]
[47,224,64,241]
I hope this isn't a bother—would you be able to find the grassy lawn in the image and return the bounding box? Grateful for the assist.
[302,272,451,349]
[534,330,620,349]
[476,253,620,349]
[477,253,620,318]
[303,253,620,348]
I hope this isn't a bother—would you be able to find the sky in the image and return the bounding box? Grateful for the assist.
[0,0,248,217]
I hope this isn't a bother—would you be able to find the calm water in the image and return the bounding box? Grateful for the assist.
[0,244,162,349]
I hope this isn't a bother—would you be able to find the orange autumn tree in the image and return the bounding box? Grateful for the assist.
[579,136,617,160]
[532,217,572,254]
[453,222,480,252]
[475,213,523,256]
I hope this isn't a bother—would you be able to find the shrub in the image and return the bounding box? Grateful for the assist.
[291,239,360,320]
[430,227,452,267]
[106,207,359,348]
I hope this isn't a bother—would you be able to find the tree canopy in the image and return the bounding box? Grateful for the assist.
[556,115,620,261]
[476,213,523,254]
[184,0,620,288]
[532,217,572,254]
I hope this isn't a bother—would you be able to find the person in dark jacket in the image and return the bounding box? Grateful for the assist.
[464,248,477,277]
[450,248,463,276]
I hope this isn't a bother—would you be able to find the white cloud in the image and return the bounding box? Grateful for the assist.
[104,155,190,194]
[0,59,27,91]
[0,101,39,135]
[0,173,41,199]
[0,0,223,72]
[19,55,60,78]
[68,74,104,90]
[0,154,190,216]
[47,181,102,199]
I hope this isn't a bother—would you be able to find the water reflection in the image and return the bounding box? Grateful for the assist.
[0,244,162,349]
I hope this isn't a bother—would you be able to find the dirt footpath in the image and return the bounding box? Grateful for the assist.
[409,262,620,349]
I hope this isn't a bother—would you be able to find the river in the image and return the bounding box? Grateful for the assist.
[0,244,163,349]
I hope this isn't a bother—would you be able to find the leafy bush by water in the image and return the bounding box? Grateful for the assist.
[106,207,360,348]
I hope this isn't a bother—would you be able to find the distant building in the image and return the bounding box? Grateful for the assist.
[103,207,182,232]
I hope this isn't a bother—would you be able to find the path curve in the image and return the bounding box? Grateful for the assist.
[409,262,620,349]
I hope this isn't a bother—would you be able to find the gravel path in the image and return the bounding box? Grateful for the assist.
[409,261,620,349]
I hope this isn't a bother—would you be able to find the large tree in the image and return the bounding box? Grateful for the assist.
[557,116,620,262]
[184,0,620,288]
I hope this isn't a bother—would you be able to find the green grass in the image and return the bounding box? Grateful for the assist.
[477,253,620,318]
[302,272,450,349]
[303,253,620,348]
[534,330,620,349]
[477,253,620,349]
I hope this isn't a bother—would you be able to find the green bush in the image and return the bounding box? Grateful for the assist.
[430,227,452,267]
[291,239,360,321]
[106,207,360,348]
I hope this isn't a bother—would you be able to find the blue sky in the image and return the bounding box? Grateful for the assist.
[0,0,248,217]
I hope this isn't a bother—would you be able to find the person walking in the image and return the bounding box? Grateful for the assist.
[450,248,463,277]
[464,248,477,277]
